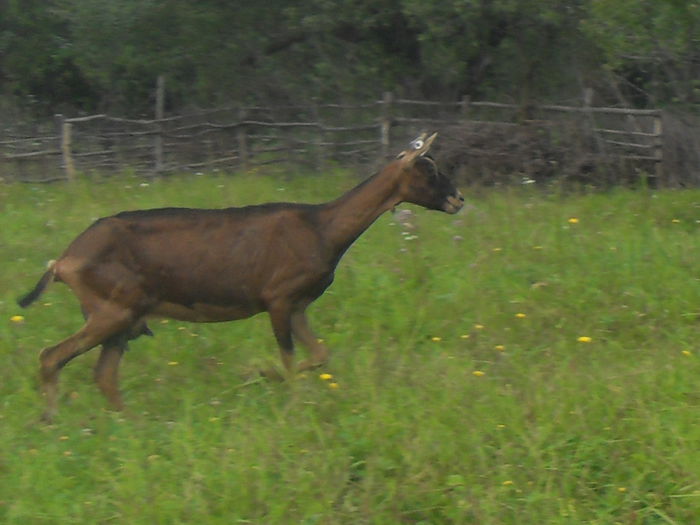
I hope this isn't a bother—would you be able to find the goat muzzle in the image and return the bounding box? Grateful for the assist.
[444,192,465,214]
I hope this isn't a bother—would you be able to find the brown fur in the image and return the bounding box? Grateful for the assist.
[18,133,463,421]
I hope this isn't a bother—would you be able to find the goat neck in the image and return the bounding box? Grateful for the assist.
[320,161,402,258]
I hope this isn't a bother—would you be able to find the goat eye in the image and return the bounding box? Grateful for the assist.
[411,139,424,150]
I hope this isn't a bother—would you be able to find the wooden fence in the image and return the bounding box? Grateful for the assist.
[0,92,668,184]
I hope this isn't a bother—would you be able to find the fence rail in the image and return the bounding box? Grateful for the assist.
[0,91,672,185]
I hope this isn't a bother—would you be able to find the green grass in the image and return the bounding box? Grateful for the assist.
[2,171,700,523]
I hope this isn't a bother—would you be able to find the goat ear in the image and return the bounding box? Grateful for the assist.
[398,132,438,166]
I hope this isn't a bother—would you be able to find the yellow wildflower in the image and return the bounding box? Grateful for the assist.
[168,361,179,366]
[568,217,579,224]
[502,480,514,486]
[460,334,470,339]
[515,313,527,318]
[10,315,25,323]
[671,219,681,223]
[472,370,485,377]
[682,350,692,357]
[319,373,333,381]
[577,336,592,343]
[494,345,505,351]
[431,336,442,342]
[474,324,485,330]
[328,382,339,389]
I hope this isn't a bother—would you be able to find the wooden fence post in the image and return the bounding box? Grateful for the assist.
[582,88,606,159]
[461,95,471,120]
[312,101,324,171]
[56,114,76,182]
[380,91,393,158]
[154,75,165,173]
[653,112,665,185]
[237,108,249,171]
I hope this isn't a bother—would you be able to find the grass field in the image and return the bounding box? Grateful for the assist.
[2,171,700,524]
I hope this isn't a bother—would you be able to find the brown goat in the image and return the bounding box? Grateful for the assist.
[18,133,463,421]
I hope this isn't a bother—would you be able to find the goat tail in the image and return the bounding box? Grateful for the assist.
[17,260,57,308]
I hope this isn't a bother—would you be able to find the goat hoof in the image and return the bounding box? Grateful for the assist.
[39,411,56,425]
[259,367,285,382]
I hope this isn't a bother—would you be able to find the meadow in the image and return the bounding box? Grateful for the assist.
[2,170,700,524]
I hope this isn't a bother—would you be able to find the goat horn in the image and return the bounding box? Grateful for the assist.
[399,132,437,163]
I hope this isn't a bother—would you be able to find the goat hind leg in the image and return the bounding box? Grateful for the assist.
[39,311,133,421]
[94,335,128,411]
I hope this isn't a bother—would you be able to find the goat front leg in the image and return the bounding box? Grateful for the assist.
[291,311,329,372]
[263,304,296,380]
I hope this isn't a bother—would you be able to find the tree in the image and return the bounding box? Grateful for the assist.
[6,0,698,115]
[0,0,94,113]
[582,0,700,107]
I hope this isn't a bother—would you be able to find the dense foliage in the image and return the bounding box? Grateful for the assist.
[2,0,700,116]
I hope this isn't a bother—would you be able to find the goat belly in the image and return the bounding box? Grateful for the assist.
[150,300,262,322]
